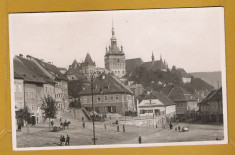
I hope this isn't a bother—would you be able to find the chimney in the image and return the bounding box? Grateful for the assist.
[19,54,23,57]
[26,55,31,59]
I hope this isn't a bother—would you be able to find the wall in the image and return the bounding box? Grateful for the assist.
[14,79,24,111]
[80,93,134,115]
[105,55,126,78]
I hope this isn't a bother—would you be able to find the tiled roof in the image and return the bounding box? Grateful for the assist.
[144,91,175,106]
[65,68,81,76]
[142,60,167,71]
[126,58,143,73]
[72,59,79,67]
[14,72,23,79]
[83,53,95,66]
[16,56,56,84]
[199,88,222,105]
[161,85,197,102]
[14,57,46,84]
[33,57,68,81]
[79,73,133,96]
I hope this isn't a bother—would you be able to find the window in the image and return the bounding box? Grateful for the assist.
[31,92,34,98]
[116,94,119,100]
[123,71,125,74]
[32,104,34,110]
[97,96,101,102]
[110,96,113,101]
[105,96,108,101]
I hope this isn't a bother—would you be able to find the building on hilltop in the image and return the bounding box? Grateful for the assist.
[66,54,105,82]
[104,24,126,78]
[176,68,192,83]
[142,53,168,72]
[125,53,168,75]
[125,58,144,75]
[79,73,135,115]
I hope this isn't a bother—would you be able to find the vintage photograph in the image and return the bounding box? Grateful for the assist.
[9,7,227,150]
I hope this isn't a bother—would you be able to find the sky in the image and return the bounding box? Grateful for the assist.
[9,7,225,73]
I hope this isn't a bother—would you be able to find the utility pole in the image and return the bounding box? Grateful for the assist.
[91,75,97,145]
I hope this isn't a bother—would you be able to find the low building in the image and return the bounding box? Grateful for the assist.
[138,91,176,119]
[79,73,135,115]
[199,88,223,123]
[161,85,198,117]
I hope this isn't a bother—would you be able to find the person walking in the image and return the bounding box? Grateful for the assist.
[117,125,119,132]
[62,135,66,146]
[51,120,54,127]
[60,135,63,146]
[82,116,84,122]
[18,124,21,131]
[138,136,142,144]
[178,125,181,132]
[65,135,70,146]
[123,125,125,133]
[104,123,106,130]
[82,121,85,129]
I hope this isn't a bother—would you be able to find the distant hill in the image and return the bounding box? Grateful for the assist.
[190,71,222,89]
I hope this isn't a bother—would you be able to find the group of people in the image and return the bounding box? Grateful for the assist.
[116,124,125,132]
[174,125,188,132]
[60,135,70,146]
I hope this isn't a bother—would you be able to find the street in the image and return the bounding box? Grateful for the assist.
[16,118,224,148]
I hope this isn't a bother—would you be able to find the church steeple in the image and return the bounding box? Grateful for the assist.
[111,20,117,46]
[152,51,155,61]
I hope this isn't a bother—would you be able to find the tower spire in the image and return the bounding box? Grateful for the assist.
[152,51,155,61]
[112,17,115,36]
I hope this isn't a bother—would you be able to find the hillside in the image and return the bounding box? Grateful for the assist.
[190,71,222,89]
[126,66,214,94]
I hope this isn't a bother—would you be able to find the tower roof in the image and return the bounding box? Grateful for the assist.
[105,22,124,56]
[79,73,133,96]
[84,53,95,66]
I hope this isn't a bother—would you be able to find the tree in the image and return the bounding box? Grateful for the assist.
[41,96,58,129]
[68,79,85,99]
[17,106,31,125]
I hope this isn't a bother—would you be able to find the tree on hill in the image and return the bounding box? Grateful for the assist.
[182,76,214,94]
[127,66,214,94]
[41,96,58,129]
[128,66,181,88]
